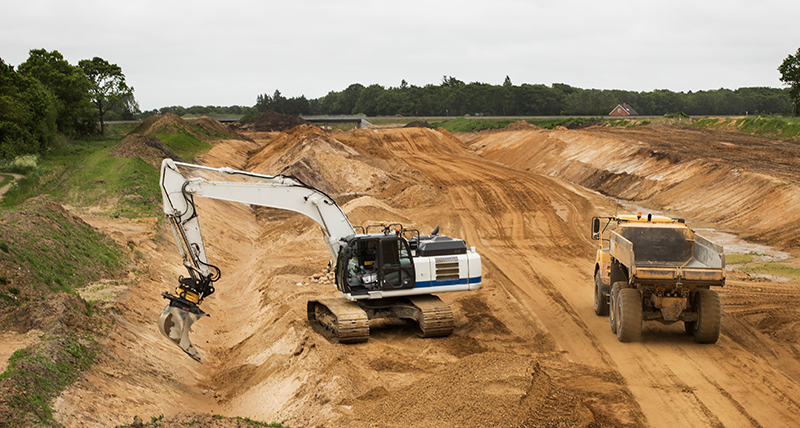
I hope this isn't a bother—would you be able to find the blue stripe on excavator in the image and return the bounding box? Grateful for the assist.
[414,276,482,288]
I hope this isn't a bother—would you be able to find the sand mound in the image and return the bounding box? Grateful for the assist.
[130,114,245,143]
[341,196,413,227]
[403,120,433,128]
[193,116,245,140]
[130,113,203,139]
[242,110,311,132]
[246,125,390,195]
[342,352,592,427]
[504,120,541,131]
[340,127,472,160]
[110,134,180,168]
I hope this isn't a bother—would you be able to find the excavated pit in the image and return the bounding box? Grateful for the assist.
[39,121,800,428]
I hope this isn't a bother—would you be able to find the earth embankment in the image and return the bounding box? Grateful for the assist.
[474,124,800,249]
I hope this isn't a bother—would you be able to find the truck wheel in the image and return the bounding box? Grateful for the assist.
[693,289,721,344]
[617,288,642,342]
[594,271,609,316]
[609,282,623,334]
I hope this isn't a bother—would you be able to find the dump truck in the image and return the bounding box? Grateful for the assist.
[592,213,725,343]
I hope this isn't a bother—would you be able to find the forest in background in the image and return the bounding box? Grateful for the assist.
[145,76,792,120]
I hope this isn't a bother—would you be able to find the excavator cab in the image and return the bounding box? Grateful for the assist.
[336,234,415,296]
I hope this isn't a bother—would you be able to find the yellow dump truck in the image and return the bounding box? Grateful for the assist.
[592,213,725,343]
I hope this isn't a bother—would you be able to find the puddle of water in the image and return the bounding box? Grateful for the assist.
[745,273,792,283]
[692,229,789,262]
[610,198,789,262]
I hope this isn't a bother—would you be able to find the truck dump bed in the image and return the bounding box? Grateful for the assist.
[610,224,725,285]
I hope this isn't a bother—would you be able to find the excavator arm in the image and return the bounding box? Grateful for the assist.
[158,159,356,361]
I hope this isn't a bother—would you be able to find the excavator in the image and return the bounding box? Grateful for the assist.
[157,159,482,361]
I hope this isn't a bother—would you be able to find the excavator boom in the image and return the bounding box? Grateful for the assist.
[157,159,480,360]
[158,159,356,360]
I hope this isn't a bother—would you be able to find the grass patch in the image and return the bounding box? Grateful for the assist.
[239,111,260,122]
[1,124,161,217]
[0,335,98,426]
[427,116,609,132]
[725,253,756,264]
[187,121,237,140]
[0,198,126,295]
[1,124,128,209]
[156,133,211,160]
[691,116,800,139]
[428,117,516,132]
[0,198,124,424]
[740,261,800,281]
[234,417,289,427]
[57,152,159,218]
[0,173,14,188]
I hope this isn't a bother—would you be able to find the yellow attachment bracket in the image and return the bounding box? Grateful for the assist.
[175,287,203,305]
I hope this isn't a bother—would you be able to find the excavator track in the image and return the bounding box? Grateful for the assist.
[408,295,455,337]
[307,298,369,343]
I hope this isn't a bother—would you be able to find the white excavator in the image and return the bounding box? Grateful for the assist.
[157,159,482,361]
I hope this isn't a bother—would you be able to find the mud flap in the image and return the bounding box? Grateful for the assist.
[158,303,207,361]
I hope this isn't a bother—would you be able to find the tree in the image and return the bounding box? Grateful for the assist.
[441,76,465,88]
[778,48,800,116]
[353,84,384,116]
[0,58,58,158]
[78,57,134,135]
[338,83,365,114]
[18,49,92,136]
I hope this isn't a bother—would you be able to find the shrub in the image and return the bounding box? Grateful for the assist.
[0,154,39,174]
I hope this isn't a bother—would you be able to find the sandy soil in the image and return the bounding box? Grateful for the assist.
[38,123,800,427]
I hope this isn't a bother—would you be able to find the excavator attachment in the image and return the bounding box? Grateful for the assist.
[158,295,207,361]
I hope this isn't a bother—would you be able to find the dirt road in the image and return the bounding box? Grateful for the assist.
[0,173,22,198]
[51,123,800,427]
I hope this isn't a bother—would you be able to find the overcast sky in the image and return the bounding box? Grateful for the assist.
[2,0,798,111]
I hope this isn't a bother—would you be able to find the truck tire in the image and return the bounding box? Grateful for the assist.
[617,288,642,342]
[609,282,624,334]
[693,289,721,344]
[594,271,609,316]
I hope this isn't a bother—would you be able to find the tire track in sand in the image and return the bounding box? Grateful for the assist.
[403,146,800,427]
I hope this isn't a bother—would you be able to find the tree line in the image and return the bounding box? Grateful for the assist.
[249,76,792,118]
[120,48,800,121]
[6,47,800,162]
[1,49,135,159]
